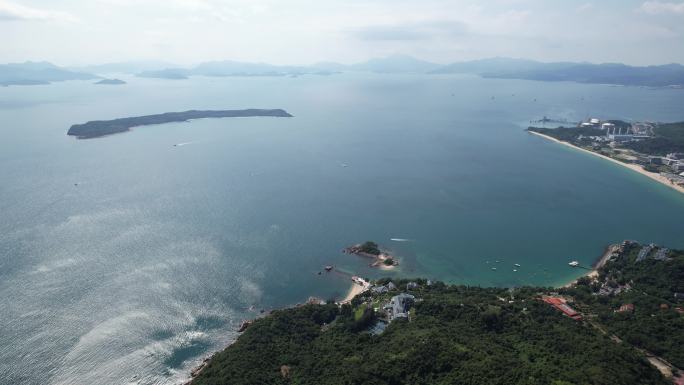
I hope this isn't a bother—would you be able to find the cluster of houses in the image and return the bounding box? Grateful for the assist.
[597,280,632,296]
[636,243,671,262]
[636,244,656,262]
[577,118,684,178]
[369,281,425,322]
[649,152,684,174]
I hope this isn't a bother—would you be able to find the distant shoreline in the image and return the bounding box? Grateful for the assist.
[528,130,684,196]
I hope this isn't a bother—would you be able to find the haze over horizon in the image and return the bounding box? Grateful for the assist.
[2,0,684,67]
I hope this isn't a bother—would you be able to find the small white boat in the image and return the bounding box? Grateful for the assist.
[513,269,517,272]
[514,263,521,267]
[568,261,579,267]
[491,267,497,271]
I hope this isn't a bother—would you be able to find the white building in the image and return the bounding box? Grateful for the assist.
[610,135,634,142]
[601,123,615,131]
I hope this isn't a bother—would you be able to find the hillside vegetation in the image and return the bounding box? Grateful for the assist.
[624,122,684,155]
[562,243,684,368]
[191,247,684,385]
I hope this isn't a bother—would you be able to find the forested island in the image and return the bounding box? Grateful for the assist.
[67,109,293,138]
[94,78,126,85]
[344,241,399,268]
[190,241,684,385]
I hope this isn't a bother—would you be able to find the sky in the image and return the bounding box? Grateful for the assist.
[1,0,683,66]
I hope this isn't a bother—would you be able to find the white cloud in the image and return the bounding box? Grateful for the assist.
[640,1,684,14]
[1,0,683,66]
[0,0,76,22]
[354,20,468,41]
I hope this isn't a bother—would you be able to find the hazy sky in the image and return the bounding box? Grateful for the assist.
[1,0,683,66]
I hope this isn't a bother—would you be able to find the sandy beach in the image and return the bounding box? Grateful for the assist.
[340,280,370,304]
[528,131,684,195]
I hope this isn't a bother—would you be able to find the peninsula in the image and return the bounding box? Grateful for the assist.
[189,241,684,385]
[67,109,293,139]
[527,119,684,195]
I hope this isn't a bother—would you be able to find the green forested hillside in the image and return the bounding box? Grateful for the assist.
[562,244,684,368]
[192,279,671,385]
[624,122,684,155]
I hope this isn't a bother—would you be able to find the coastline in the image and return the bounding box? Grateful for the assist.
[184,242,626,384]
[340,277,371,304]
[343,244,399,270]
[182,278,370,383]
[527,130,684,196]
[340,282,367,303]
[561,243,618,288]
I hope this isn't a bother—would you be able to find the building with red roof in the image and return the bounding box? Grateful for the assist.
[542,296,582,320]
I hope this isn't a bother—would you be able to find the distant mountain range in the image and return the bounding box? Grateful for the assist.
[0,61,97,86]
[70,60,177,75]
[3,56,684,87]
[136,60,339,79]
[322,55,442,73]
[431,57,684,87]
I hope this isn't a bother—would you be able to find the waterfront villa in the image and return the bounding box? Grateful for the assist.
[386,293,415,321]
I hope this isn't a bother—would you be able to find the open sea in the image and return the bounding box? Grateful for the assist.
[1,73,684,384]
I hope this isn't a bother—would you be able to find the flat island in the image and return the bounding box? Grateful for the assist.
[344,241,399,269]
[67,108,293,139]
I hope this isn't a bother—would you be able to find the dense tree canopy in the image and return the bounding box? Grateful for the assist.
[562,244,684,368]
[193,268,677,385]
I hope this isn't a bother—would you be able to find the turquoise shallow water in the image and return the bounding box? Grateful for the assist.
[1,73,684,384]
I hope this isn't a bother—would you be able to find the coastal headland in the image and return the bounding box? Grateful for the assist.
[67,108,293,139]
[188,240,684,385]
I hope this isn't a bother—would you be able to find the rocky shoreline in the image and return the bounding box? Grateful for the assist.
[343,241,399,268]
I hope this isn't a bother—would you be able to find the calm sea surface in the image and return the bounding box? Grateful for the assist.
[1,73,683,384]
